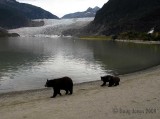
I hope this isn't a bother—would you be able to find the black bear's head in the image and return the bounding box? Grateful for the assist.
[101,76,105,81]
[45,79,53,87]
[101,75,112,82]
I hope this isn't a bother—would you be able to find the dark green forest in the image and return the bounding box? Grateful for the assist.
[87,0,160,36]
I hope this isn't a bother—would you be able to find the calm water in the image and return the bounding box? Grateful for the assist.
[0,37,160,93]
[1,18,160,93]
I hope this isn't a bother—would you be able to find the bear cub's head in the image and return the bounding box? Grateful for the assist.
[101,75,112,82]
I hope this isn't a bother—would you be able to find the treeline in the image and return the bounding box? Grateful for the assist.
[117,31,160,41]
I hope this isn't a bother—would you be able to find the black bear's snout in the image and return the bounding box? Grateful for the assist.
[45,84,47,87]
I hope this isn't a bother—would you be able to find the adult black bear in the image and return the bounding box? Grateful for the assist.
[45,76,73,98]
[101,75,120,87]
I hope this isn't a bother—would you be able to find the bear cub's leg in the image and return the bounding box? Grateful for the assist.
[114,81,119,86]
[108,81,114,87]
[101,81,106,86]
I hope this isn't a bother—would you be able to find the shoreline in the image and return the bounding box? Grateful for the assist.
[0,64,160,118]
[116,39,160,45]
[79,36,160,45]
[0,64,160,96]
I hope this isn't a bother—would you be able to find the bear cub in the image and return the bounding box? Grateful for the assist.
[45,76,73,98]
[101,75,120,87]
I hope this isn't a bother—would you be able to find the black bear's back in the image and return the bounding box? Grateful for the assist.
[53,76,73,88]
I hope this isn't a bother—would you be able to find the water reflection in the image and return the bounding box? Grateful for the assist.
[92,41,160,74]
[0,37,160,92]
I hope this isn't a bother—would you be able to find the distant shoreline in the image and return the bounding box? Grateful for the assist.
[80,36,160,45]
[116,39,160,45]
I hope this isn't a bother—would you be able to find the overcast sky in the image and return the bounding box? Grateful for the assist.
[17,0,108,17]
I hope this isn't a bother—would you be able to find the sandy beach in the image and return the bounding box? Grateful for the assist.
[0,66,160,119]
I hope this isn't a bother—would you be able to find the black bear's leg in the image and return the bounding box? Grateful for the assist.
[51,92,57,98]
[51,95,56,98]
[101,81,106,86]
[58,90,62,96]
[51,88,58,98]
[52,92,57,98]
[69,86,73,95]
[65,89,68,95]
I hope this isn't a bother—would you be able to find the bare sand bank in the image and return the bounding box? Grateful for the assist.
[0,66,160,119]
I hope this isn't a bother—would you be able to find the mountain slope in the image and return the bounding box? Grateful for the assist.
[5,1,59,19]
[0,7,30,29]
[86,0,160,35]
[62,6,100,19]
[0,0,58,19]
[0,0,59,29]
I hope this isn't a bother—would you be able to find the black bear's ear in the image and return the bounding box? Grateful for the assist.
[47,79,48,81]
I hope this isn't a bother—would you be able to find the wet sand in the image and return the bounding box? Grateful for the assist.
[0,65,160,119]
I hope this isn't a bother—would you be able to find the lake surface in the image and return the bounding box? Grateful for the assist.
[0,18,160,93]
